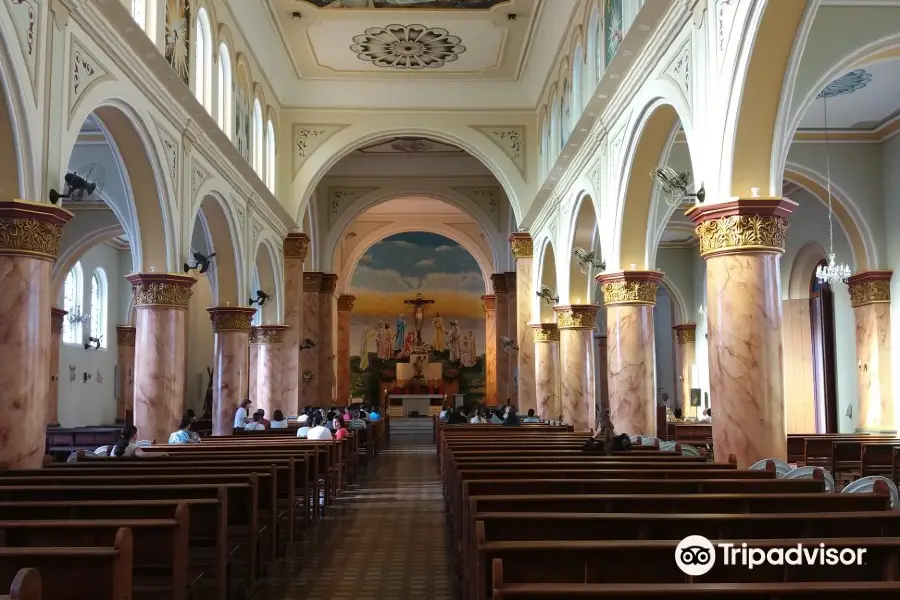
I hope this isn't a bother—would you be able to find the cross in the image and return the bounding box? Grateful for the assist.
[404,292,435,344]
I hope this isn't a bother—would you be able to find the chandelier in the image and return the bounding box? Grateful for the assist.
[67,305,90,326]
[815,91,851,286]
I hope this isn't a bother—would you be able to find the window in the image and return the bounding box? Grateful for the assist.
[90,269,108,349]
[549,94,560,165]
[572,46,583,123]
[265,119,276,191]
[131,0,147,30]
[561,79,570,148]
[63,262,84,345]
[593,9,603,82]
[587,9,600,89]
[252,98,264,176]
[217,43,233,138]
[194,7,213,112]
[539,117,549,180]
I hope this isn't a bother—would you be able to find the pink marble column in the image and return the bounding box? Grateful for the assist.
[847,271,894,433]
[482,295,497,405]
[532,323,560,421]
[688,198,796,467]
[251,325,287,417]
[249,344,259,406]
[597,271,663,437]
[0,201,71,468]
[127,273,196,444]
[337,295,355,404]
[208,307,256,436]
[115,326,136,422]
[301,272,322,405]
[491,275,511,405]
[510,233,535,412]
[48,308,68,426]
[506,273,518,403]
[319,274,338,404]
[282,233,309,416]
[554,305,598,432]
[672,324,697,417]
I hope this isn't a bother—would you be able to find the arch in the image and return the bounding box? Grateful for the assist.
[568,192,600,304]
[0,20,36,201]
[539,113,549,181]
[560,73,571,148]
[90,267,108,348]
[587,7,601,89]
[217,42,233,138]
[549,91,560,163]
[536,237,558,323]
[788,241,828,300]
[194,7,213,112]
[659,275,689,326]
[62,261,84,345]
[53,223,126,297]
[251,98,264,176]
[265,118,276,192]
[572,45,584,121]
[188,190,243,305]
[253,237,280,324]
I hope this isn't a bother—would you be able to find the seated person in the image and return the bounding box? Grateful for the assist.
[233,399,251,430]
[469,409,486,424]
[306,414,334,440]
[447,406,467,424]
[296,420,311,438]
[438,405,450,420]
[244,412,266,431]
[489,409,504,424]
[522,408,540,423]
[297,406,311,424]
[348,409,367,430]
[112,424,149,457]
[334,416,350,440]
[502,406,521,426]
[255,409,271,429]
[673,408,684,421]
[368,406,382,422]
[270,410,289,429]
[169,413,201,444]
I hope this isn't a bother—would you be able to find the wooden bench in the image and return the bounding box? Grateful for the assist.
[1,568,41,600]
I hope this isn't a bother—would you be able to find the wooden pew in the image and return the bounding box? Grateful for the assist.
[1,568,41,600]
[44,426,120,458]
[0,527,132,600]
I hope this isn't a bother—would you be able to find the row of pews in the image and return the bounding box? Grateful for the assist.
[0,419,387,600]
[439,424,900,599]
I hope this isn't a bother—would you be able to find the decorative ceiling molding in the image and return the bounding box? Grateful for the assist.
[8,0,41,99]
[608,123,627,188]
[817,69,873,100]
[151,117,180,184]
[451,185,502,229]
[471,126,525,177]
[715,0,738,62]
[350,24,466,70]
[327,186,379,227]
[191,163,209,200]
[69,39,113,122]
[293,124,350,176]
[662,41,691,106]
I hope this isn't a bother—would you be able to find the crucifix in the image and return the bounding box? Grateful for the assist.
[404,292,435,345]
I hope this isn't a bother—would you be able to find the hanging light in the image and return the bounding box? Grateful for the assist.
[815,91,851,286]
[67,305,90,326]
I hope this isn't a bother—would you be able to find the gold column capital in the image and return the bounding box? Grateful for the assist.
[553,304,599,330]
[251,324,288,344]
[509,232,533,259]
[481,294,496,311]
[303,271,323,292]
[126,272,196,309]
[847,270,892,308]
[531,322,560,342]
[686,197,797,258]
[673,323,697,344]
[51,308,68,334]
[207,306,256,332]
[319,273,338,294]
[337,295,356,312]
[596,270,664,306]
[116,325,136,346]
[0,200,73,261]
[284,232,310,260]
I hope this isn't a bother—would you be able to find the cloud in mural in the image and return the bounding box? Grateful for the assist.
[416,259,436,267]
[435,245,453,252]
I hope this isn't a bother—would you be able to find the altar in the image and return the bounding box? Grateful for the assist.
[387,394,444,418]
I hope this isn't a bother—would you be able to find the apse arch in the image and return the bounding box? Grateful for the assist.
[788,241,828,300]
[291,127,527,226]
[0,27,36,200]
[252,236,281,323]
[187,188,244,305]
[535,236,558,323]
[565,191,601,305]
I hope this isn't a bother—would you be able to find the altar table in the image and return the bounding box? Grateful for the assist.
[388,394,444,418]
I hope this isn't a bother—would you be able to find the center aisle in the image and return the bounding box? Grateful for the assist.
[256,435,455,600]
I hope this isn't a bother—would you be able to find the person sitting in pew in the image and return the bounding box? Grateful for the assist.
[334,416,350,440]
[522,409,540,423]
[489,409,504,424]
[369,406,382,422]
[169,413,202,444]
[233,399,252,430]
[298,406,310,424]
[307,414,334,441]
[112,424,148,457]
[255,409,271,429]
[348,409,367,431]
[503,406,521,426]
[244,412,266,431]
[296,420,311,438]
[447,406,467,424]
[270,410,288,429]
[470,408,487,424]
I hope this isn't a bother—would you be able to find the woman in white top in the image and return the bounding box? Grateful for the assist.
[112,424,147,457]
[244,413,266,431]
[305,414,333,441]
[269,410,289,429]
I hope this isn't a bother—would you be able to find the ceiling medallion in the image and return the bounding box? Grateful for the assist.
[350,24,465,69]
[816,69,872,99]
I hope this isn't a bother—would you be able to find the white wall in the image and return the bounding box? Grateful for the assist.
[654,287,676,401]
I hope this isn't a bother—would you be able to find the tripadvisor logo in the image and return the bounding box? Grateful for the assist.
[675,535,867,577]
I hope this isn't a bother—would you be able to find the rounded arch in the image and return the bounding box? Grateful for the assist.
[659,275,689,326]
[536,237,558,323]
[253,236,280,323]
[292,127,527,227]
[338,223,493,296]
[188,189,243,305]
[63,92,175,272]
[788,241,828,300]
[567,191,601,304]
[53,224,126,298]
[0,22,36,201]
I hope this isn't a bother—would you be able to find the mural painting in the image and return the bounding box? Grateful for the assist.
[165,0,191,85]
[349,232,486,405]
[604,0,624,63]
[305,0,509,8]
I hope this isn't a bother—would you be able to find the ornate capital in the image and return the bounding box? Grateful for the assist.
[553,304,599,330]
[116,325,136,346]
[481,294,496,311]
[207,307,256,333]
[51,308,68,334]
[283,232,310,260]
[320,273,338,294]
[303,272,323,293]
[491,273,509,294]
[687,197,797,258]
[673,323,697,344]
[0,200,73,261]
[531,322,560,342]
[847,270,892,308]
[509,232,533,259]
[126,273,195,309]
[250,324,288,344]
[596,271,664,306]
[338,295,356,312]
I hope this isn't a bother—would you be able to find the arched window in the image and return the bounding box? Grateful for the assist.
[194,7,213,112]
[63,262,84,345]
[572,46,584,122]
[593,9,604,82]
[217,43,233,138]
[265,119,276,191]
[252,98,264,176]
[90,269,108,349]
[131,0,147,31]
[561,78,571,148]
[587,9,600,89]
[539,117,549,180]
[549,93,560,167]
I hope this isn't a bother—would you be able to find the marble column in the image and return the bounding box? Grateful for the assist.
[847,271,894,433]
[482,295,497,405]
[491,274,511,404]
[48,308,68,426]
[0,201,71,469]
[554,305,599,432]
[301,272,322,405]
[208,307,255,436]
[319,274,338,404]
[672,324,697,417]
[532,323,561,421]
[127,273,196,444]
[251,325,287,417]
[115,326,136,422]
[282,232,309,417]
[688,197,796,467]
[337,295,355,404]
[506,272,518,401]
[248,344,259,405]
[511,234,535,411]
[597,271,663,437]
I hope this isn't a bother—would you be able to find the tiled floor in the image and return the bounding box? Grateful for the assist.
[254,435,455,599]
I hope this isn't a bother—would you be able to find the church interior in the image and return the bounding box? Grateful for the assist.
[2,0,900,598]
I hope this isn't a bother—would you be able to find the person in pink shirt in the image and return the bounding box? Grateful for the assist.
[334,416,350,440]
